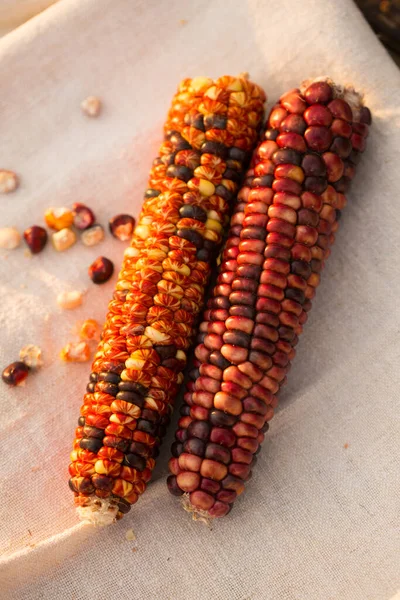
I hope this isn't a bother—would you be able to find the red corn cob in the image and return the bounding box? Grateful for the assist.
[69,75,266,524]
[167,78,371,520]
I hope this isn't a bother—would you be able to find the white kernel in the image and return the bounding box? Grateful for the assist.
[19,344,43,369]
[52,228,77,251]
[81,96,102,117]
[81,225,104,247]
[125,528,136,541]
[0,170,19,193]
[57,290,83,310]
[0,227,21,249]
[60,341,91,362]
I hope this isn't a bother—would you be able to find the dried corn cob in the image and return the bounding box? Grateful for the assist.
[168,78,371,520]
[69,75,266,524]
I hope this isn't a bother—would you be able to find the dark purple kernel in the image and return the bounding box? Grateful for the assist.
[333,177,350,193]
[177,228,204,248]
[137,419,157,435]
[2,361,30,386]
[145,188,161,198]
[201,141,228,159]
[359,106,371,125]
[79,438,103,453]
[301,154,327,177]
[97,371,120,384]
[88,256,114,284]
[229,147,247,161]
[105,437,130,453]
[23,226,48,254]
[285,288,306,304]
[252,175,273,188]
[183,438,206,457]
[237,264,262,279]
[241,226,265,240]
[129,441,151,457]
[179,405,191,416]
[118,381,147,395]
[209,410,238,427]
[215,184,234,202]
[330,136,352,158]
[179,204,207,221]
[265,129,279,141]
[281,114,307,134]
[167,475,184,496]
[116,498,132,514]
[278,326,295,342]
[291,260,312,279]
[72,203,95,230]
[272,149,302,166]
[229,305,256,319]
[204,114,227,129]
[304,176,327,194]
[335,209,342,221]
[78,416,86,426]
[171,442,183,457]
[124,453,146,471]
[209,351,231,370]
[83,426,104,439]
[223,330,251,348]
[86,382,96,393]
[115,391,145,406]
[166,164,193,182]
[187,420,211,441]
[205,443,231,465]
[96,382,118,396]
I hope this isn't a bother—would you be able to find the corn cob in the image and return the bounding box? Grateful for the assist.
[69,75,266,524]
[167,79,371,520]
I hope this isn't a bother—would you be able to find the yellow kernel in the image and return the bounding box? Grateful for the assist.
[199,179,215,197]
[190,77,213,93]
[205,219,222,233]
[45,207,74,231]
[227,78,243,92]
[144,326,170,344]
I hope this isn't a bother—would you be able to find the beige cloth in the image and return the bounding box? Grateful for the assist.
[0,0,399,598]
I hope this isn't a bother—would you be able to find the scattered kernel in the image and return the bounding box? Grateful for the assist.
[79,318,101,341]
[88,256,114,284]
[0,170,19,193]
[109,214,135,241]
[31,466,40,473]
[73,203,95,230]
[44,207,74,231]
[24,226,48,254]
[0,227,21,249]
[57,290,83,310]
[179,19,187,25]
[60,341,91,362]
[2,361,29,386]
[125,528,136,541]
[344,443,349,449]
[81,96,102,117]
[81,224,104,246]
[52,228,77,252]
[19,345,43,369]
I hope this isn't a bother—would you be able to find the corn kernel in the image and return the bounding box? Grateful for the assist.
[52,228,77,252]
[60,341,91,362]
[44,207,74,231]
[57,290,83,310]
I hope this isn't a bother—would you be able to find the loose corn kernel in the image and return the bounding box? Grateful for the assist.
[52,228,77,252]
[44,207,74,231]
[60,341,91,362]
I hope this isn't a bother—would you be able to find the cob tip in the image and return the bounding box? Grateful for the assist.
[180,493,213,528]
[300,76,365,119]
[76,497,119,526]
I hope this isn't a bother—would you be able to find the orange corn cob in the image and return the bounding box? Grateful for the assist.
[167,78,371,520]
[69,75,266,524]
